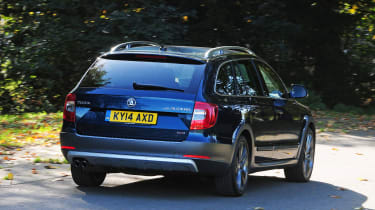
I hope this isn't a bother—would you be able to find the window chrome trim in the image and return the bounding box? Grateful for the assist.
[213,58,292,101]
[214,58,263,98]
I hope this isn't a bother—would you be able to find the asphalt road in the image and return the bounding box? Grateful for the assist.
[0,132,374,210]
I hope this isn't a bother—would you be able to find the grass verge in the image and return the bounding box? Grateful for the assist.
[0,112,62,149]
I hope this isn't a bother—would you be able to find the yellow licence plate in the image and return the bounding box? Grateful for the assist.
[105,110,158,125]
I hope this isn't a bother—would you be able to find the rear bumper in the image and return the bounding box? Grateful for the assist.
[67,151,198,172]
[60,132,234,175]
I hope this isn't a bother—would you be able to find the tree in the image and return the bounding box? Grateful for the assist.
[0,0,193,113]
[0,0,374,113]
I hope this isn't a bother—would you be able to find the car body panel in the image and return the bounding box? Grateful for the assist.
[74,88,196,141]
[60,131,233,175]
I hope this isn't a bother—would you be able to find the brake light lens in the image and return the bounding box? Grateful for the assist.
[61,146,76,150]
[63,93,76,122]
[183,155,211,159]
[135,54,167,59]
[190,101,218,130]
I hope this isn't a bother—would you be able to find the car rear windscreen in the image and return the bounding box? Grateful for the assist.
[79,58,206,93]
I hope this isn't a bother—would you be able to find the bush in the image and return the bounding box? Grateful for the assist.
[0,0,193,114]
[333,103,366,115]
[297,90,327,110]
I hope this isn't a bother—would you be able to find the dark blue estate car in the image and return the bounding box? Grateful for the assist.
[60,41,315,196]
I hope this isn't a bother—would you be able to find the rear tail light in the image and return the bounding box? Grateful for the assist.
[190,101,218,130]
[63,93,76,122]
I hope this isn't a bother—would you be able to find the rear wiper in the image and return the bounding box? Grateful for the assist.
[133,82,184,92]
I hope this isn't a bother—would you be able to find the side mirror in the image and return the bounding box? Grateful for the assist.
[290,84,308,98]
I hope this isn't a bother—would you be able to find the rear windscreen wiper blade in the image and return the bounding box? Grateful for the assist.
[133,82,184,92]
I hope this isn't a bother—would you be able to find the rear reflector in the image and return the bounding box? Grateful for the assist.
[61,146,76,150]
[190,101,218,130]
[183,155,211,159]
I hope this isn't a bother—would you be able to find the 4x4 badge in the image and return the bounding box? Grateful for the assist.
[127,97,136,107]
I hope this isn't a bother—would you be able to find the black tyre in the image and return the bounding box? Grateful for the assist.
[284,127,315,182]
[215,136,250,196]
[71,164,106,187]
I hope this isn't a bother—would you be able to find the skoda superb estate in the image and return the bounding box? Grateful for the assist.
[60,41,315,196]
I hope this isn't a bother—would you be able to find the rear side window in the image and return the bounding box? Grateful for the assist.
[79,58,205,93]
[215,63,235,95]
[233,60,261,96]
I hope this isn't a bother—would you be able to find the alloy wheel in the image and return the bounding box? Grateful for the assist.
[303,130,315,178]
[235,141,249,191]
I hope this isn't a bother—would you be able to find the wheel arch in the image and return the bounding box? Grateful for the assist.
[231,122,256,166]
[308,121,316,139]
[296,115,315,161]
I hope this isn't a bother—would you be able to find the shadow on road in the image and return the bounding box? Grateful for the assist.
[77,174,369,210]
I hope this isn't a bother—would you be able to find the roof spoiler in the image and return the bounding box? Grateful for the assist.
[101,53,205,65]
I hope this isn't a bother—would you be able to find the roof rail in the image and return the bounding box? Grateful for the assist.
[204,46,255,58]
[110,41,162,52]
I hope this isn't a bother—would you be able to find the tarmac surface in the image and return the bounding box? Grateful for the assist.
[0,132,374,210]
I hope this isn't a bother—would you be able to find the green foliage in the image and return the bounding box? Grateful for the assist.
[332,103,375,115]
[333,103,365,115]
[183,0,375,108]
[0,0,193,113]
[0,112,61,147]
[0,0,374,113]
[33,157,41,163]
[298,90,327,110]
[34,157,68,164]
